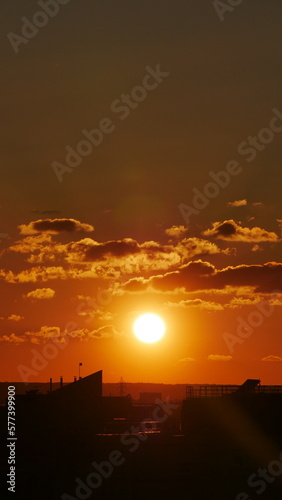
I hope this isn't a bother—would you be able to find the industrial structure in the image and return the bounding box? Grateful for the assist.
[9,375,282,441]
[12,370,173,435]
[182,379,282,441]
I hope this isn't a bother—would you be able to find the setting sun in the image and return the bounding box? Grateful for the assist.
[133,313,166,344]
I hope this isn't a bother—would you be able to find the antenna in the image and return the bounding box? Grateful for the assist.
[119,377,126,397]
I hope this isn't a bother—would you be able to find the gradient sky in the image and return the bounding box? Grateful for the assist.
[1,0,282,384]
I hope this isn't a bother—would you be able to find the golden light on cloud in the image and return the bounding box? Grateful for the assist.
[133,313,166,344]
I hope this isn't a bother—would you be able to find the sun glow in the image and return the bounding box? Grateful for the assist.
[133,313,166,344]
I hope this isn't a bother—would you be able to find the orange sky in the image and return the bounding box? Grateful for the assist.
[1,1,282,385]
[0,217,282,385]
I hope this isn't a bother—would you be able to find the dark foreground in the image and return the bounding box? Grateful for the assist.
[1,418,282,500]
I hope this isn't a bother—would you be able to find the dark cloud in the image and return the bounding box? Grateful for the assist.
[84,239,140,261]
[122,260,282,294]
[203,220,279,242]
[216,262,282,292]
[19,219,94,235]
[123,260,216,293]
[214,221,236,237]
[65,237,225,271]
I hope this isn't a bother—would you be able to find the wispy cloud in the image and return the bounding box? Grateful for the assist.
[165,225,188,238]
[0,334,25,344]
[25,288,55,300]
[165,299,223,311]
[8,314,24,321]
[0,325,122,344]
[208,354,233,361]
[228,199,247,207]
[261,355,282,362]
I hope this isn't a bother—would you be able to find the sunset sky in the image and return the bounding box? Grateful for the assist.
[1,1,282,384]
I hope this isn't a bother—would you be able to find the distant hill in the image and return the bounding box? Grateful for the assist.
[103,382,187,401]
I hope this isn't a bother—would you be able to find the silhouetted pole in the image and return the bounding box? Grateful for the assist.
[119,377,126,397]
[79,362,82,380]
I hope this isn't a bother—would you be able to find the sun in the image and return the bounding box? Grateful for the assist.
[133,313,166,344]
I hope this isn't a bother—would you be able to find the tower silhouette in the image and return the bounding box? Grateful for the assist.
[118,377,126,397]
